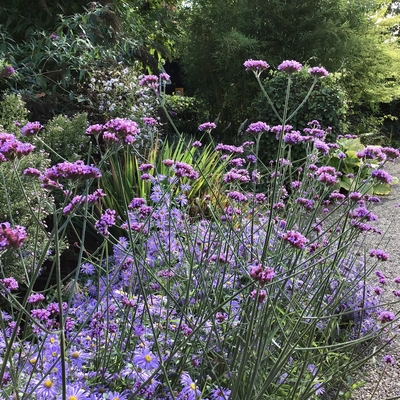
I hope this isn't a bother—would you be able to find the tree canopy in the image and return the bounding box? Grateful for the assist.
[177,0,400,133]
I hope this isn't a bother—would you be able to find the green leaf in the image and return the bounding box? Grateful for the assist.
[373,183,392,195]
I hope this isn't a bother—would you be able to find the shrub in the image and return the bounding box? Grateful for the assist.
[161,94,209,137]
[76,64,159,125]
[0,92,29,135]
[33,113,89,164]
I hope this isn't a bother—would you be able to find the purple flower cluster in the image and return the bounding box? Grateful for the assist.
[369,249,389,261]
[314,166,339,186]
[215,143,244,153]
[282,230,309,249]
[95,208,116,236]
[173,161,199,180]
[379,310,395,323]
[21,121,43,136]
[198,122,217,131]
[246,121,270,135]
[371,169,392,183]
[0,65,15,78]
[381,147,400,160]
[308,66,329,78]
[278,60,303,73]
[356,146,386,161]
[63,188,106,214]
[0,277,19,291]
[142,117,158,126]
[223,168,250,183]
[42,160,101,187]
[0,222,27,250]
[243,59,270,73]
[314,139,330,155]
[139,74,159,89]
[0,132,35,162]
[284,131,305,145]
[86,118,140,145]
[249,263,276,286]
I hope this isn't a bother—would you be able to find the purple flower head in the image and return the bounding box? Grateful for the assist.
[179,372,202,400]
[282,230,309,249]
[50,33,60,40]
[356,146,386,161]
[0,133,35,161]
[308,66,329,78]
[284,131,304,145]
[251,289,267,305]
[381,147,400,160]
[329,190,345,202]
[43,160,101,183]
[215,143,244,153]
[271,124,293,139]
[139,163,154,172]
[369,249,389,261]
[95,209,115,236]
[296,197,314,210]
[23,167,41,178]
[211,386,231,400]
[174,161,199,179]
[198,122,217,131]
[349,192,363,201]
[246,121,270,135]
[28,293,45,303]
[0,277,19,291]
[0,65,15,77]
[243,59,270,74]
[247,154,257,163]
[104,118,140,144]
[133,348,159,370]
[139,74,159,89]
[278,60,303,73]
[80,262,96,275]
[314,139,330,155]
[314,383,325,396]
[65,386,89,399]
[383,355,396,365]
[159,72,170,82]
[32,376,58,398]
[142,117,158,126]
[379,310,395,323]
[21,121,43,136]
[371,169,392,183]
[0,222,27,250]
[192,140,202,147]
[249,263,276,286]
[85,123,104,136]
[350,206,377,221]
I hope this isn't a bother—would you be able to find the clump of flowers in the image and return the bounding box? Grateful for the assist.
[0,57,396,400]
[0,222,27,250]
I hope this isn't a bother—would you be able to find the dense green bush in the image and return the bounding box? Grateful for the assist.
[75,64,159,124]
[0,1,181,119]
[0,93,29,135]
[161,94,209,137]
[33,113,89,164]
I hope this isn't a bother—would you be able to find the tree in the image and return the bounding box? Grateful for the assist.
[0,0,181,119]
[177,0,400,136]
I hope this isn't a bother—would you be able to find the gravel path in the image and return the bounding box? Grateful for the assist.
[351,159,400,400]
